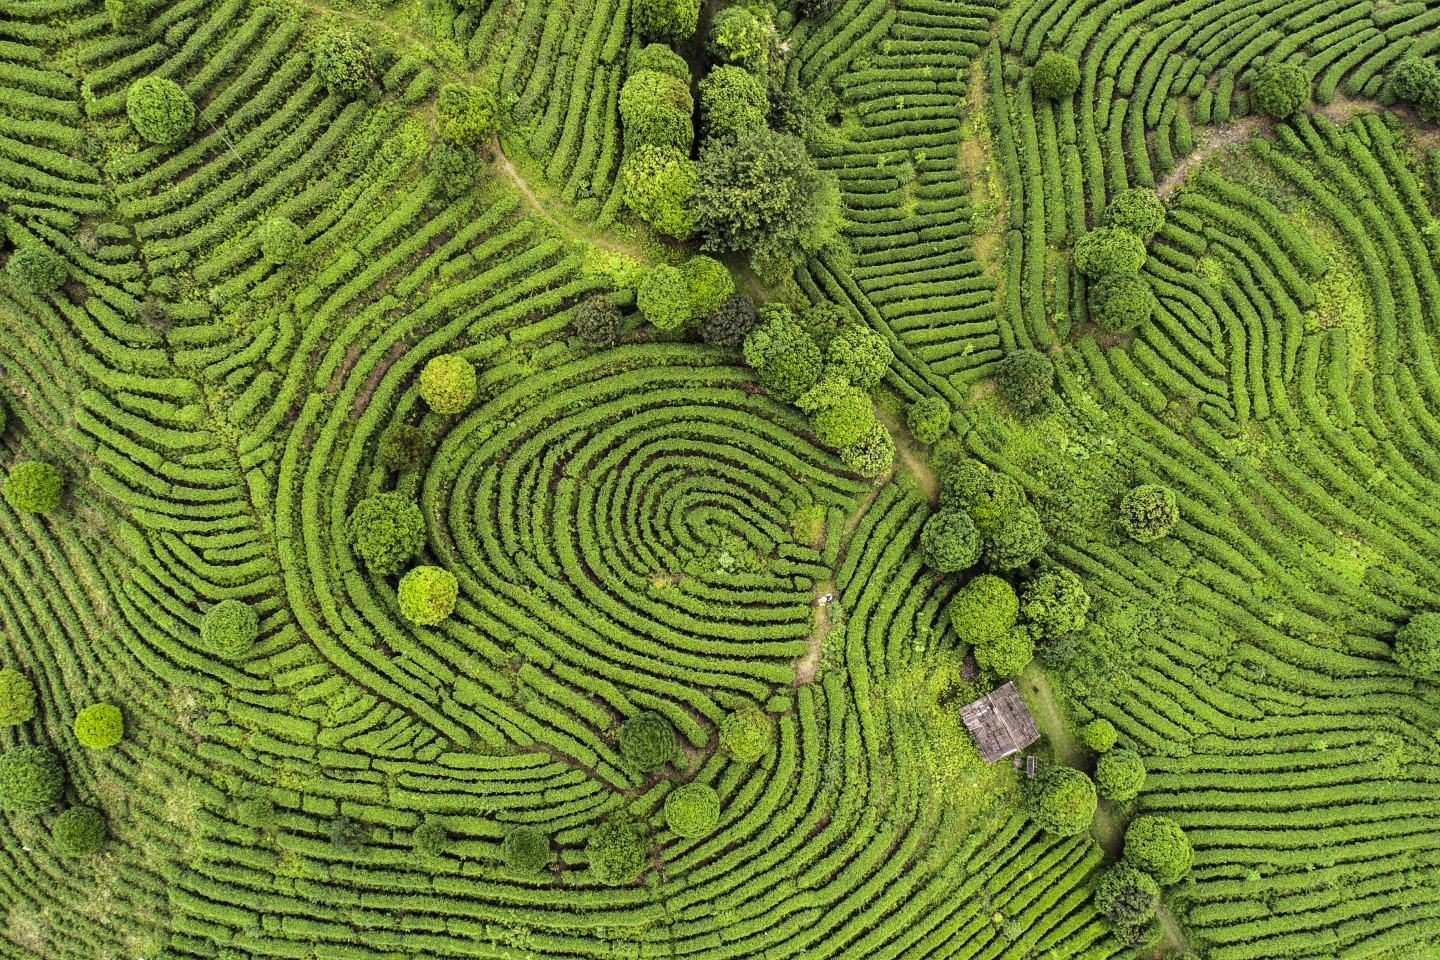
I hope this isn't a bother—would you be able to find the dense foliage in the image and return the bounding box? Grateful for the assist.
[6,246,67,293]
[618,711,677,772]
[201,599,258,659]
[397,566,458,625]
[1252,61,1310,117]
[74,703,124,749]
[664,783,720,837]
[126,76,194,144]
[419,354,477,415]
[0,746,64,814]
[51,805,107,856]
[3,461,63,513]
[0,670,36,726]
[1025,767,1097,836]
[347,493,426,575]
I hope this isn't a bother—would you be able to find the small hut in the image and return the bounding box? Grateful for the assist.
[960,681,1040,762]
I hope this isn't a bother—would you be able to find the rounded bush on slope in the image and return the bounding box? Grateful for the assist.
[838,421,895,478]
[1096,748,1146,801]
[825,323,892,391]
[1088,272,1155,332]
[314,31,372,97]
[633,0,699,43]
[1120,484,1179,543]
[378,424,429,470]
[803,382,875,450]
[126,77,193,145]
[682,256,735,322]
[948,574,1019,647]
[996,350,1054,417]
[436,83,496,145]
[586,815,649,885]
[397,566,458,625]
[632,43,690,81]
[1124,814,1193,885]
[907,396,950,445]
[419,354,477,415]
[1074,228,1147,278]
[638,265,691,331]
[699,65,768,139]
[0,670,36,726]
[665,783,720,838]
[4,461,63,513]
[573,295,623,347]
[1101,189,1166,241]
[501,825,551,873]
[920,510,981,573]
[7,246,67,293]
[703,293,758,348]
[0,745,64,814]
[621,144,697,240]
[1020,568,1090,638]
[1025,766,1097,836]
[985,503,1048,570]
[1032,52,1080,100]
[412,818,448,859]
[348,493,426,576]
[1395,611,1440,680]
[74,703,123,749]
[719,706,771,762]
[1081,718,1117,753]
[259,217,302,265]
[1095,862,1160,928]
[708,5,772,74]
[201,599,258,658]
[620,70,694,152]
[52,806,106,856]
[974,627,1034,678]
[619,711,677,772]
[1252,61,1310,118]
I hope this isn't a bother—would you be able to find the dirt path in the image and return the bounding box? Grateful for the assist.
[877,409,939,504]
[795,580,833,685]
[1157,116,1262,197]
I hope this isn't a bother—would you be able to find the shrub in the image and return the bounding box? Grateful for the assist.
[632,43,690,81]
[1089,272,1155,332]
[1252,61,1310,118]
[1120,484,1179,542]
[0,670,36,726]
[433,141,474,198]
[52,806,106,856]
[802,302,846,350]
[1081,718,1117,753]
[501,825,551,872]
[1025,766,1096,836]
[996,350,1054,417]
[201,599,258,658]
[1021,568,1090,637]
[378,424,428,470]
[907,397,950,444]
[799,380,875,449]
[621,144,697,240]
[235,797,275,827]
[760,343,822,403]
[573,295,623,346]
[328,816,366,853]
[126,76,193,145]
[719,706,771,762]
[1101,189,1166,241]
[1390,57,1440,119]
[7,246,67,293]
[825,324,892,390]
[637,265,691,331]
[633,0,699,43]
[797,0,841,16]
[1095,863,1160,928]
[1394,612,1440,680]
[619,70,694,152]
[397,566,458,625]
[1124,815,1193,885]
[840,422,895,478]
[708,5,772,74]
[703,293,758,348]
[699,65,768,138]
[975,627,1034,678]
[0,745,64,814]
[437,83,496,145]
[3,462,62,514]
[412,818,448,858]
[619,711,677,772]
[665,783,720,838]
[682,256,735,321]
[348,492,426,576]
[1096,748,1146,801]
[1033,52,1080,100]
[985,504,1048,569]
[1074,227,1147,278]
[106,0,143,32]
[948,574,1018,647]
[743,305,809,369]
[419,354,477,414]
[259,217,302,265]
[921,510,981,573]
[314,31,372,97]
[586,815,648,884]
[73,703,123,749]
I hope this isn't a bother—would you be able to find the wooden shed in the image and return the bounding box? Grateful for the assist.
[960,681,1041,762]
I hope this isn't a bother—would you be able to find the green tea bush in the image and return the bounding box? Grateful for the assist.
[314,31,372,97]
[975,627,1034,678]
[501,825,551,872]
[586,815,648,885]
[619,711,677,772]
[633,44,690,81]
[996,350,1054,417]
[201,600,258,658]
[412,818,448,859]
[437,83,496,145]
[920,510,981,573]
[702,293,757,348]
[1123,815,1193,885]
[799,380,875,449]
[907,397,950,444]
[419,354,477,414]
[51,805,106,856]
[397,566,458,625]
[1081,718,1117,753]
[638,265,690,331]
[708,5,773,74]
[1094,863,1159,929]
[433,142,474,199]
[378,424,428,470]
[839,422,895,478]
[1120,484,1179,543]
[619,70,694,152]
[1394,612,1440,680]
[573,295,623,346]
[825,323,892,391]
[0,670,36,726]
[699,65,768,138]
[986,504,1048,570]
[4,462,63,513]
[1088,272,1155,332]
[6,246,67,293]
[328,816,366,853]
[621,144,697,240]
[1074,228,1147,278]
[948,574,1018,647]
[347,492,426,576]
[126,77,193,145]
[1033,52,1080,100]
[664,783,720,838]
[0,746,64,814]
[259,217,302,265]
[682,255,734,321]
[1390,57,1440,119]
[633,0,699,43]
[719,706,771,762]
[1095,749,1146,800]
[1252,61,1310,118]
[1025,766,1096,836]
[1021,568,1090,638]
[73,703,123,749]
[1101,189,1166,241]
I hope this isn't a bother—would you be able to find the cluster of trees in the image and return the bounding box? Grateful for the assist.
[1251,60,1311,118]
[1390,56,1440,119]
[1119,483,1180,543]
[1093,815,1194,946]
[1080,189,1165,333]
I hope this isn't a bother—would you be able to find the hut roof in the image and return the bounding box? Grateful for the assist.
[960,681,1041,762]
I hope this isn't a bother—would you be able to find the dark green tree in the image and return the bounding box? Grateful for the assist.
[619,711,677,772]
[1252,61,1310,118]
[1024,766,1097,836]
[347,492,426,576]
[126,76,194,145]
[1033,52,1080,100]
